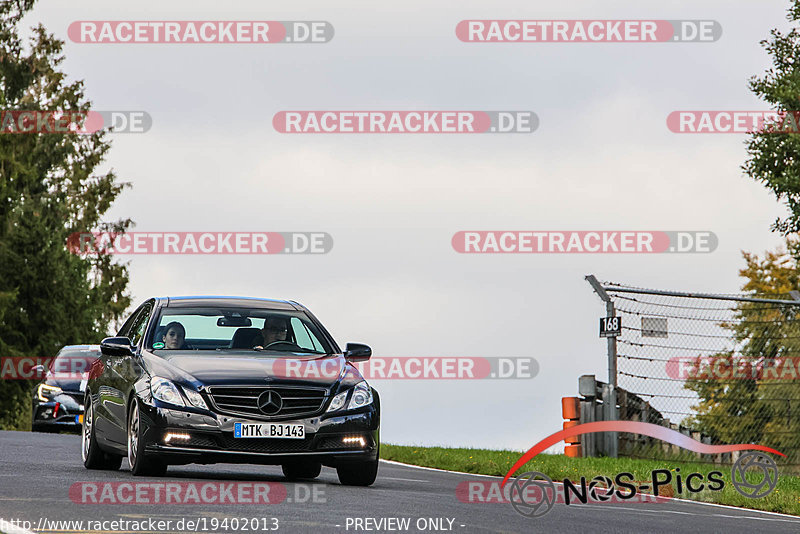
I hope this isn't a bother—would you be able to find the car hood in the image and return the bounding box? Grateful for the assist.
[46,375,84,392]
[143,351,350,389]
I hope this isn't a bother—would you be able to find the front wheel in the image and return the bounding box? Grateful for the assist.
[336,451,378,486]
[127,399,167,477]
[82,400,122,470]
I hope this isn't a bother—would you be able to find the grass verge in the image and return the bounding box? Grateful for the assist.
[382,444,800,516]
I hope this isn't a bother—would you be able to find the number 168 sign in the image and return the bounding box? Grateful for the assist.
[600,317,621,338]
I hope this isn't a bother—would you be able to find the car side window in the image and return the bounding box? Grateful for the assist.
[128,302,154,347]
[117,308,141,338]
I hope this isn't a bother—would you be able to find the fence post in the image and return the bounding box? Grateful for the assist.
[618,388,629,454]
[586,275,618,458]
[579,375,597,457]
[691,431,701,459]
[607,300,618,458]
[702,435,712,463]
[680,426,691,459]
[602,383,617,457]
[670,423,680,455]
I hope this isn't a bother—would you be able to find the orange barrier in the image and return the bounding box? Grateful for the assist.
[561,397,580,420]
[563,420,581,444]
[561,397,582,456]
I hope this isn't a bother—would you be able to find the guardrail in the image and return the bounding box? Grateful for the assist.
[564,374,738,464]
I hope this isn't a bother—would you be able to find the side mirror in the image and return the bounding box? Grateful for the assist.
[344,343,372,362]
[32,364,47,378]
[100,336,134,357]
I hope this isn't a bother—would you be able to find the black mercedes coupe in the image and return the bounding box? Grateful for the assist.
[82,296,380,485]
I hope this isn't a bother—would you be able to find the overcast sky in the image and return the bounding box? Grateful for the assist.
[22,0,794,452]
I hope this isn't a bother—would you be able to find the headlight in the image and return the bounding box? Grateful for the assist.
[348,381,373,410]
[326,390,348,412]
[183,387,208,410]
[150,377,185,406]
[326,381,373,413]
[37,383,62,402]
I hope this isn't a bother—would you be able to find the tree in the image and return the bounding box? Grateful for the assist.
[713,0,800,460]
[0,0,132,429]
[738,243,800,459]
[685,242,800,462]
[744,0,800,234]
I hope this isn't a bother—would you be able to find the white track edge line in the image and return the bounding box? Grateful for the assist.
[379,459,800,520]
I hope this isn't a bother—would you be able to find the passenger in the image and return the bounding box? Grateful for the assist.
[254,317,289,349]
[161,321,187,350]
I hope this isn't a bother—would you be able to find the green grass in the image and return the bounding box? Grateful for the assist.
[382,444,800,516]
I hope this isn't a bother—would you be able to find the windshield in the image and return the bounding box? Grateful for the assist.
[48,347,100,381]
[148,307,331,355]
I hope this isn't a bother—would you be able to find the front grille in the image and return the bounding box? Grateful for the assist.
[206,386,328,420]
[163,433,313,454]
[218,435,314,453]
[184,435,217,448]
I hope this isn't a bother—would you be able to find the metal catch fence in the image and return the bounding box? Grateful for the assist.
[587,276,800,467]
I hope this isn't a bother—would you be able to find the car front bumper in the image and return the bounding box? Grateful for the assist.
[139,401,379,466]
[32,396,84,431]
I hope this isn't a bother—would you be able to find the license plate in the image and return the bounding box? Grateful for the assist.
[233,422,305,439]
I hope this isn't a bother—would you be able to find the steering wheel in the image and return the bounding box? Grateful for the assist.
[264,341,302,351]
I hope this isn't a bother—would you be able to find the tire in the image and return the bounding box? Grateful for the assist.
[127,399,167,477]
[282,461,322,480]
[82,400,122,470]
[336,449,379,486]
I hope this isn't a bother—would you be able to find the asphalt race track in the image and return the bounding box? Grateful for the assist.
[1,431,799,534]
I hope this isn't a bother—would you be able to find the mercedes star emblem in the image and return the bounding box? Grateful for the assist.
[257,390,283,415]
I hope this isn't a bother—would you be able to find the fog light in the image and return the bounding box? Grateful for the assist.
[164,432,190,443]
[342,436,366,447]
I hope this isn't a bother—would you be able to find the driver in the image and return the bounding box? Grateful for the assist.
[161,321,187,349]
[254,317,289,349]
